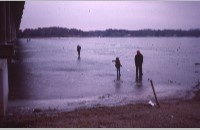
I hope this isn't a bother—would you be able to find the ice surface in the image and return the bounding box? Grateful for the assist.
[8,37,200,114]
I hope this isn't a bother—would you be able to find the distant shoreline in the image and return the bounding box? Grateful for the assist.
[18,27,200,38]
[19,36,200,39]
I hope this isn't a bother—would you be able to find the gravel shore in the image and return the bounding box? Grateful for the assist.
[0,90,200,128]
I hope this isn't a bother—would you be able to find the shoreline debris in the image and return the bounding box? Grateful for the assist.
[150,80,160,108]
[148,100,155,107]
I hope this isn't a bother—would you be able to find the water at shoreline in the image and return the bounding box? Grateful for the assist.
[8,37,200,114]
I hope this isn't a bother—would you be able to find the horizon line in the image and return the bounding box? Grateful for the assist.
[20,26,200,32]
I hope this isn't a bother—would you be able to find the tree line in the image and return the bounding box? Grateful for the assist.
[18,27,200,38]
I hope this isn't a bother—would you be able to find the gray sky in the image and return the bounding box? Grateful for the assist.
[20,1,200,31]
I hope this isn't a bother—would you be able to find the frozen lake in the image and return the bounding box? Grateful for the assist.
[8,37,200,113]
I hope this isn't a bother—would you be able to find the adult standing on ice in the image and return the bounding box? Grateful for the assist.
[135,50,143,78]
[77,44,81,58]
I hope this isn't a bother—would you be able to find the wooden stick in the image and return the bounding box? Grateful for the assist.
[150,80,160,108]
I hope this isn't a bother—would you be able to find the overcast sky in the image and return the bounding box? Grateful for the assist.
[20,1,200,31]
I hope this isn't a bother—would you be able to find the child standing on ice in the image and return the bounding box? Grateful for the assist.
[112,57,122,78]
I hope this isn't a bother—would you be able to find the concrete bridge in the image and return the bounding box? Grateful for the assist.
[0,1,25,116]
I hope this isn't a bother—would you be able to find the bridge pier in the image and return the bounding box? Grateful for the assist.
[0,1,24,116]
[0,2,7,44]
[0,2,9,117]
[0,60,8,116]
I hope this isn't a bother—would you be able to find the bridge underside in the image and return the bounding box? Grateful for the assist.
[0,1,25,44]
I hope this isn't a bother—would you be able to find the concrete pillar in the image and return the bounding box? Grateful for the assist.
[6,2,11,43]
[0,59,9,117]
[0,2,7,45]
[11,19,16,41]
[10,4,16,42]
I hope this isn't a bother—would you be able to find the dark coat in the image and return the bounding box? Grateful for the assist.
[77,45,81,52]
[135,53,143,66]
[115,59,121,68]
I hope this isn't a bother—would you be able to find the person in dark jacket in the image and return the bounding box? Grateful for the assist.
[77,45,81,57]
[112,57,122,78]
[135,50,143,78]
